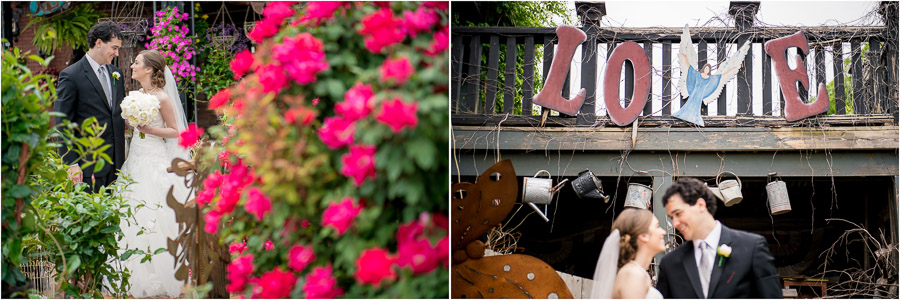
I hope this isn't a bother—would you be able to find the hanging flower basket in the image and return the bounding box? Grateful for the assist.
[99,17,148,48]
[243,22,256,44]
[212,35,237,51]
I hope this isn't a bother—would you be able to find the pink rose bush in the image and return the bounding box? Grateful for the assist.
[192,2,448,298]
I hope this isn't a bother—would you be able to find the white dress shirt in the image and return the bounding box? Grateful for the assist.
[692,221,722,274]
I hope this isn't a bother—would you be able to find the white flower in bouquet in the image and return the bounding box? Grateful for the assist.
[120,91,160,138]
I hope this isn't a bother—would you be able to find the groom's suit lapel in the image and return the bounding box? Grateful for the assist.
[707,225,733,297]
[80,57,111,111]
[680,245,705,298]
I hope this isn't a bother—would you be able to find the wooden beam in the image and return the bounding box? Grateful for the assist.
[452,125,899,151]
[451,151,898,177]
[451,114,895,128]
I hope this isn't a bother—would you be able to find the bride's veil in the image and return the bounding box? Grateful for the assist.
[162,66,191,162]
[591,229,620,299]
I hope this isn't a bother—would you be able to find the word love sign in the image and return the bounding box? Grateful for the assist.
[533,26,830,126]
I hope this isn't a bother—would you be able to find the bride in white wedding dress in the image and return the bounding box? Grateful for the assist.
[116,50,191,298]
[592,208,667,299]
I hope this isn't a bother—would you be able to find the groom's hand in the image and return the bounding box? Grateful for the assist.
[68,165,83,183]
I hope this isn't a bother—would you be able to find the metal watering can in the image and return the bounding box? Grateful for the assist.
[716,171,743,207]
[522,170,568,222]
[624,183,652,209]
[766,172,791,215]
[572,169,609,202]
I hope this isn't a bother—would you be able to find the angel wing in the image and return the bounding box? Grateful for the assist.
[678,24,699,99]
[702,40,751,105]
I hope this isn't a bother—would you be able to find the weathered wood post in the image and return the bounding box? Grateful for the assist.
[878,1,898,120]
[729,1,760,115]
[575,1,606,125]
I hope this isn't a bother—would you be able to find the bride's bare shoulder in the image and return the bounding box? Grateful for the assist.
[153,90,171,104]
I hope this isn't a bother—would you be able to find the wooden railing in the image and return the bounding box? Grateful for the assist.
[451,2,898,126]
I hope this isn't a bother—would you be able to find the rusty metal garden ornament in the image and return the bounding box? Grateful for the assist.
[165,158,230,298]
[452,160,573,299]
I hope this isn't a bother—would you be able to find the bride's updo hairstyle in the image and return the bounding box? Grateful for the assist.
[611,208,654,269]
[138,50,167,89]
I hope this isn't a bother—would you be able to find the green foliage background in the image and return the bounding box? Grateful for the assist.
[452,1,575,115]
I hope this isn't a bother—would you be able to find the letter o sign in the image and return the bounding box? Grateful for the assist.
[604,41,650,126]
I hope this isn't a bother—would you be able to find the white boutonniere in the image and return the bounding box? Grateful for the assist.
[717,244,732,267]
[112,71,121,81]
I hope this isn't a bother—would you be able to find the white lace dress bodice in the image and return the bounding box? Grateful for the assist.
[117,108,187,298]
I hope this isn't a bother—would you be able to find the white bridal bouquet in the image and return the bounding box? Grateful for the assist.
[121,91,160,138]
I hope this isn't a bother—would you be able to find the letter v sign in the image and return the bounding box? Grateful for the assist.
[533,26,587,116]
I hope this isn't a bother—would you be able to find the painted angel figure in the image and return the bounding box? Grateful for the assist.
[674,24,751,126]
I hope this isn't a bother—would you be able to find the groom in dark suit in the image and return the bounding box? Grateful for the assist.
[657,178,782,298]
[55,22,126,193]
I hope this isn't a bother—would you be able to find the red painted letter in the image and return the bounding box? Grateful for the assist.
[532,26,586,116]
[603,41,650,126]
[765,31,829,122]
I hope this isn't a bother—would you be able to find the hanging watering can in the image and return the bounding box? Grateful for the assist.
[522,170,568,222]
[572,169,609,202]
[766,172,792,215]
[624,183,652,209]
[716,171,743,207]
[707,184,725,202]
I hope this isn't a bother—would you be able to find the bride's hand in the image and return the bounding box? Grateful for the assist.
[136,125,153,135]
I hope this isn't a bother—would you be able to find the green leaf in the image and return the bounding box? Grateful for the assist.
[7,184,32,198]
[66,255,82,274]
[153,247,167,255]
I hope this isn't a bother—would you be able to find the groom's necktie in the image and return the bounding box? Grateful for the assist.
[699,241,713,298]
[97,65,112,108]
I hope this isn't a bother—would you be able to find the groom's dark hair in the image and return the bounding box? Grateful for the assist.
[662,177,718,215]
[87,22,123,49]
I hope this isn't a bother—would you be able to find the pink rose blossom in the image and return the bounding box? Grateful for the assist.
[354,247,397,286]
[321,197,362,235]
[209,88,231,110]
[334,83,374,121]
[204,211,222,234]
[379,56,414,85]
[403,7,439,38]
[231,50,255,80]
[229,240,248,254]
[263,1,295,25]
[397,220,424,245]
[376,98,419,133]
[273,33,329,85]
[244,187,272,220]
[288,244,315,272]
[340,144,376,187]
[253,268,296,299]
[424,26,449,56]
[264,240,275,251]
[317,116,356,149]
[397,238,439,275]
[257,64,288,94]
[226,254,255,293]
[177,123,203,151]
[303,265,344,299]
[300,1,344,24]
[423,1,448,11]
[301,220,310,228]
[358,8,405,53]
[248,18,280,43]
